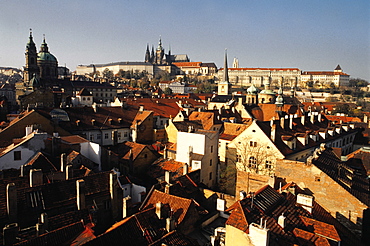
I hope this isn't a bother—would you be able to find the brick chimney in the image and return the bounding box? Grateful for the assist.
[278,213,286,229]
[40,213,48,231]
[183,163,188,176]
[76,179,86,210]
[6,183,17,223]
[155,202,163,219]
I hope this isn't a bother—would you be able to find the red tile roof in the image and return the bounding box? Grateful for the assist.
[300,216,341,242]
[142,189,193,224]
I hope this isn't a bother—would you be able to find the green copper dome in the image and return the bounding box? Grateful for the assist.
[37,52,57,62]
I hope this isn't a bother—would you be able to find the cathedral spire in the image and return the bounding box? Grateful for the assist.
[223,49,229,82]
[145,43,150,62]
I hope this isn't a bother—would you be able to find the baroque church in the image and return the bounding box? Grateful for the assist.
[24,30,58,87]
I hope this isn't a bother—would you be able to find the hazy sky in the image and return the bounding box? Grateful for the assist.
[1,0,369,80]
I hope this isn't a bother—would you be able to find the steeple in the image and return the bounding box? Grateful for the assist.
[26,28,36,51]
[223,49,229,82]
[145,44,150,62]
[275,87,284,108]
[157,36,163,51]
[39,34,49,53]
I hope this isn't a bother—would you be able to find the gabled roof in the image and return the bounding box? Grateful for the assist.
[141,189,193,225]
[0,131,40,158]
[25,151,57,173]
[220,122,250,141]
[148,158,189,180]
[172,120,203,132]
[109,141,152,161]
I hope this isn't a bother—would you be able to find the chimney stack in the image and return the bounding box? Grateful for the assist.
[29,169,43,187]
[110,172,119,220]
[76,179,86,210]
[65,165,73,180]
[40,213,48,231]
[122,196,132,219]
[183,163,188,176]
[249,222,270,246]
[6,183,17,223]
[156,202,163,219]
[166,212,176,232]
[165,183,171,194]
[165,171,170,184]
[60,153,66,172]
[278,213,286,229]
[36,222,45,236]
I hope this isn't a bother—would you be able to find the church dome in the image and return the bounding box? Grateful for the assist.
[247,84,258,94]
[38,52,57,62]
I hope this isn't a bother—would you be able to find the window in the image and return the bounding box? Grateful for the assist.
[124,132,128,137]
[118,132,121,139]
[210,146,213,153]
[265,160,272,169]
[210,159,212,166]
[97,134,101,140]
[315,176,320,182]
[105,133,109,139]
[248,156,257,168]
[209,172,212,180]
[90,134,94,141]
[14,151,21,161]
[236,154,241,162]
[250,141,257,147]
[144,154,148,158]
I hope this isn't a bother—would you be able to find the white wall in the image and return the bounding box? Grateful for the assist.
[176,132,205,163]
[80,141,101,170]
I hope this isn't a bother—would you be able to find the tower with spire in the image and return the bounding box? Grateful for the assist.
[155,37,165,64]
[37,35,58,83]
[24,29,39,84]
[217,49,232,96]
[145,44,150,63]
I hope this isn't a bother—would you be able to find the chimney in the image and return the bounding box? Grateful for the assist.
[40,213,48,231]
[310,112,315,124]
[76,179,86,210]
[280,117,285,129]
[249,222,270,246]
[270,122,276,142]
[278,213,286,229]
[165,171,170,184]
[139,105,144,112]
[301,114,305,126]
[118,118,122,124]
[60,153,66,172]
[25,125,33,136]
[29,169,43,187]
[165,183,171,194]
[166,213,176,232]
[92,103,98,113]
[36,222,45,236]
[76,120,80,126]
[20,164,30,178]
[2,223,18,245]
[318,112,322,122]
[183,163,188,176]
[110,172,119,220]
[108,118,113,125]
[65,165,73,180]
[156,202,163,219]
[289,115,293,129]
[163,146,167,159]
[122,196,132,219]
[239,190,247,200]
[6,183,17,223]
[91,119,96,125]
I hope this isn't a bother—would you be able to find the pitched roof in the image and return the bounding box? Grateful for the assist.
[108,141,149,161]
[141,189,193,225]
[226,184,358,245]
[77,88,92,96]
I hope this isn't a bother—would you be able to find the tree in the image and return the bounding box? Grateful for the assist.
[102,68,114,79]
[164,87,172,95]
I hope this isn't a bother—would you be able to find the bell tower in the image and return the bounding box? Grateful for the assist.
[24,29,39,84]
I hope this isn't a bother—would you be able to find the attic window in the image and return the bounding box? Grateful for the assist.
[252,130,256,132]
[315,176,320,182]
[14,151,21,161]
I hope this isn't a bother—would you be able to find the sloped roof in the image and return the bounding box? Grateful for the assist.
[109,141,151,161]
[148,159,189,180]
[25,151,57,173]
[141,189,193,225]
[226,184,359,245]
[77,88,92,96]
[84,208,167,246]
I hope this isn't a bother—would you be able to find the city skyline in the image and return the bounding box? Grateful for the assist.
[0,0,369,80]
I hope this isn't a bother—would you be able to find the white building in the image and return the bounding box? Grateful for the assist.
[300,65,349,87]
[176,129,219,188]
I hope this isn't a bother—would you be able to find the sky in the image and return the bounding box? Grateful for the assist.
[0,0,369,80]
